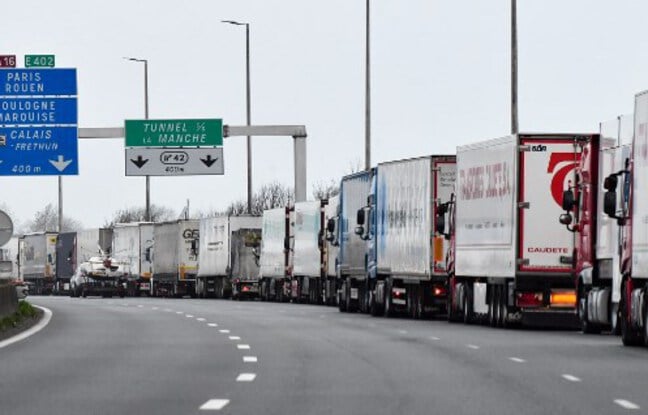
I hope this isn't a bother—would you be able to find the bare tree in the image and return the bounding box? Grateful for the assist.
[312,179,340,201]
[24,203,83,232]
[104,204,176,227]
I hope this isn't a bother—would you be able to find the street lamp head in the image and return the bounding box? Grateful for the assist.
[221,20,248,26]
[123,56,147,63]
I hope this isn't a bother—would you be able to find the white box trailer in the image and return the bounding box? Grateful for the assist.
[259,207,292,301]
[356,155,456,317]
[323,195,339,305]
[112,222,154,296]
[291,200,326,303]
[196,215,262,299]
[76,228,113,266]
[19,232,57,294]
[450,133,591,327]
[151,219,199,297]
[0,236,19,280]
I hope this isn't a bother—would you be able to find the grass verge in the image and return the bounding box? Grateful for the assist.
[0,300,38,332]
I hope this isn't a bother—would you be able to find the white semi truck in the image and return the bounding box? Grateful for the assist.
[18,232,57,295]
[291,200,327,304]
[112,223,154,296]
[196,215,262,299]
[445,133,595,327]
[151,219,199,297]
[259,207,293,302]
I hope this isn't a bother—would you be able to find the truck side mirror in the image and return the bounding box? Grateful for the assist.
[190,239,198,255]
[561,189,575,211]
[355,225,364,236]
[603,175,618,191]
[603,191,617,218]
[284,237,291,251]
[356,209,365,226]
[559,213,573,225]
[326,218,335,233]
[145,247,152,262]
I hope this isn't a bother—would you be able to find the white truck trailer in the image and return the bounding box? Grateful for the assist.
[196,215,262,299]
[291,200,327,304]
[19,232,57,295]
[259,207,293,302]
[356,155,457,318]
[112,223,154,296]
[151,219,199,297]
[0,236,19,281]
[447,133,593,327]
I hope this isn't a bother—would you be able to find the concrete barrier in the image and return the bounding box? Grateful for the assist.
[0,283,18,318]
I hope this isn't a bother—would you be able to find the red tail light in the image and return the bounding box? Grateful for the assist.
[393,290,403,298]
[433,286,446,297]
[242,286,250,292]
[516,292,543,308]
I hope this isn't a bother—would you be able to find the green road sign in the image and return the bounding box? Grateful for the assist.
[25,55,55,68]
[125,118,223,147]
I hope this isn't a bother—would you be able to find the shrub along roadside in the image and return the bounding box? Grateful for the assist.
[0,300,38,332]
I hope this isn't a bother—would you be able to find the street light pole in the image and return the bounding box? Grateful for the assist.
[124,57,151,221]
[223,20,253,214]
[511,0,519,135]
[365,0,371,171]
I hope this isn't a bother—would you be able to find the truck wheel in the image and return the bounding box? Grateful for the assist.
[462,286,472,324]
[579,289,601,334]
[499,287,510,328]
[644,302,648,347]
[488,288,496,327]
[620,282,642,346]
[610,303,620,335]
[384,279,394,318]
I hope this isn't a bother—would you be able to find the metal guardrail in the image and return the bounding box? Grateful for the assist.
[0,284,18,318]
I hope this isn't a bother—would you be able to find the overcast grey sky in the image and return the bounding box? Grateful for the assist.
[1,0,646,231]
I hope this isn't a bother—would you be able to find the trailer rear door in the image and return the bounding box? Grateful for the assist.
[518,136,580,273]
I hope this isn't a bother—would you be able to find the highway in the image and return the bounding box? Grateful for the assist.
[1,297,647,415]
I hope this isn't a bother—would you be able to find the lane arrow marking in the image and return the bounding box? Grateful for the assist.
[200,154,218,167]
[131,155,149,169]
[49,155,72,172]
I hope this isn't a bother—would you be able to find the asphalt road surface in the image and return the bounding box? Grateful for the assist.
[1,296,647,415]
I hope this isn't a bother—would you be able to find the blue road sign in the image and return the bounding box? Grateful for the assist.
[0,68,78,176]
[0,97,77,125]
[0,127,78,175]
[0,68,77,96]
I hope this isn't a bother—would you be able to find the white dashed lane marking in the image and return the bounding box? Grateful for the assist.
[199,399,230,411]
[219,329,230,334]
[243,356,258,363]
[614,399,640,410]
[466,344,480,350]
[561,374,581,382]
[196,317,206,322]
[429,336,440,341]
[186,314,194,318]
[229,336,241,340]
[237,344,251,350]
[176,311,184,314]
[236,373,257,382]
[508,357,526,363]
[208,323,218,327]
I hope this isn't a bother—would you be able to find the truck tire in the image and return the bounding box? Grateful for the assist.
[384,279,394,318]
[488,288,496,327]
[462,285,472,324]
[621,282,642,346]
[579,288,601,334]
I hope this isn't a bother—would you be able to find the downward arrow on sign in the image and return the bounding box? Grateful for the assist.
[200,154,218,167]
[131,155,149,168]
[49,155,72,172]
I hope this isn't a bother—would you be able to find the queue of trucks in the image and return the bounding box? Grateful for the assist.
[6,89,648,348]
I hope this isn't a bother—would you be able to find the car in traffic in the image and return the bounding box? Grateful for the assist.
[69,257,126,298]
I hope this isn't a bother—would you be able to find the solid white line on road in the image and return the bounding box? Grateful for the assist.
[229,336,241,340]
[196,318,206,322]
[243,356,258,363]
[614,399,640,410]
[199,399,230,410]
[236,373,257,382]
[509,357,526,363]
[208,323,218,327]
[429,336,440,341]
[219,329,230,333]
[186,314,194,318]
[466,344,480,350]
[237,344,251,350]
[0,306,52,349]
[561,374,581,382]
